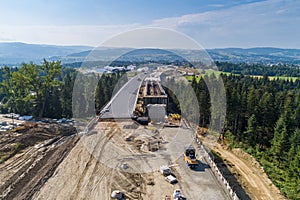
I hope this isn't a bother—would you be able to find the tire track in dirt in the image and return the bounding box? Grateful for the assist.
[0,156,37,198]
[109,169,147,200]
[0,148,35,172]
[0,136,79,200]
[70,123,116,198]
[94,122,152,199]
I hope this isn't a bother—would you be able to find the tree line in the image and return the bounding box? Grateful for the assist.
[0,60,127,119]
[189,73,300,199]
[216,61,300,77]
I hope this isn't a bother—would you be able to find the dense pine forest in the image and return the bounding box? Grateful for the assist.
[0,60,299,199]
[189,74,300,199]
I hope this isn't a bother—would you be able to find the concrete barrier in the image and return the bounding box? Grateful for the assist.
[195,137,239,200]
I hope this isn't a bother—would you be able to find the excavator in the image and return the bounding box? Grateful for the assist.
[184,146,198,169]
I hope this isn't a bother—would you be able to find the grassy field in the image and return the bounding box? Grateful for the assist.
[250,75,299,81]
[185,70,232,82]
[186,70,299,82]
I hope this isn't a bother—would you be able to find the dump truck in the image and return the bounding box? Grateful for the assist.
[184,146,198,168]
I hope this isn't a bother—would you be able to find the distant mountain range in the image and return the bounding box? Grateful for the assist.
[207,47,300,64]
[0,42,91,65]
[1,42,300,66]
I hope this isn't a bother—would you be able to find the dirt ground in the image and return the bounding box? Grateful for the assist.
[202,137,287,200]
[0,121,232,200]
[33,121,229,200]
[0,121,78,200]
[33,122,178,200]
[0,136,78,199]
[215,144,286,200]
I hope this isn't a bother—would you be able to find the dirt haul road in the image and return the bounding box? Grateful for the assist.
[212,143,287,200]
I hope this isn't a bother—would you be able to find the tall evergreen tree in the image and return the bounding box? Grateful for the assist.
[244,114,258,147]
[271,117,289,166]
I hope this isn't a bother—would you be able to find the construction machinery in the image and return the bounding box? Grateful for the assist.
[184,146,198,169]
[170,114,181,121]
[173,189,183,200]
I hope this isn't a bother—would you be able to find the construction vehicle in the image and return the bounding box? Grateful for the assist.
[173,189,183,199]
[184,146,198,168]
[170,114,181,121]
[168,114,181,122]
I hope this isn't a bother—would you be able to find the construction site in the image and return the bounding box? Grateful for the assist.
[134,75,168,124]
[0,70,286,200]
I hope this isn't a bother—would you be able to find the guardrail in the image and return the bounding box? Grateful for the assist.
[195,137,240,200]
[131,74,146,116]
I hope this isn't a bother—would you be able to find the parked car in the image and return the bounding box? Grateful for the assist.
[165,175,177,184]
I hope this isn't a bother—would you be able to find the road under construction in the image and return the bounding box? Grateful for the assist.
[92,71,232,199]
[0,70,234,200]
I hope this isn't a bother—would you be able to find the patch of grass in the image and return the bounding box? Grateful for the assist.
[0,142,25,164]
[186,70,235,82]
[0,153,10,164]
[186,70,299,82]
[250,75,299,81]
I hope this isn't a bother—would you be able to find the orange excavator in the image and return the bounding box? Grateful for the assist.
[184,146,198,169]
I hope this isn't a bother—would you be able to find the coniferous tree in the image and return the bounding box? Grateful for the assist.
[271,117,289,166]
[245,114,258,147]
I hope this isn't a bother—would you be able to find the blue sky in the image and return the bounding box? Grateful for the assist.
[0,0,299,48]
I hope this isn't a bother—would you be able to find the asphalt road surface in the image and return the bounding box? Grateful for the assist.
[101,73,147,119]
[175,145,231,199]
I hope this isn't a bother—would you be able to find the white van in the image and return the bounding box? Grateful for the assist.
[165,175,177,184]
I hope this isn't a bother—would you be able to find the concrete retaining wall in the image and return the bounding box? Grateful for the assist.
[195,137,240,200]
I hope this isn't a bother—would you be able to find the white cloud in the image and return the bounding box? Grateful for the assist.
[0,24,140,46]
[208,4,225,8]
[150,0,300,48]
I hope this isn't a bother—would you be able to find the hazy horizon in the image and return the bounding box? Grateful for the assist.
[1,41,300,50]
[0,0,299,49]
